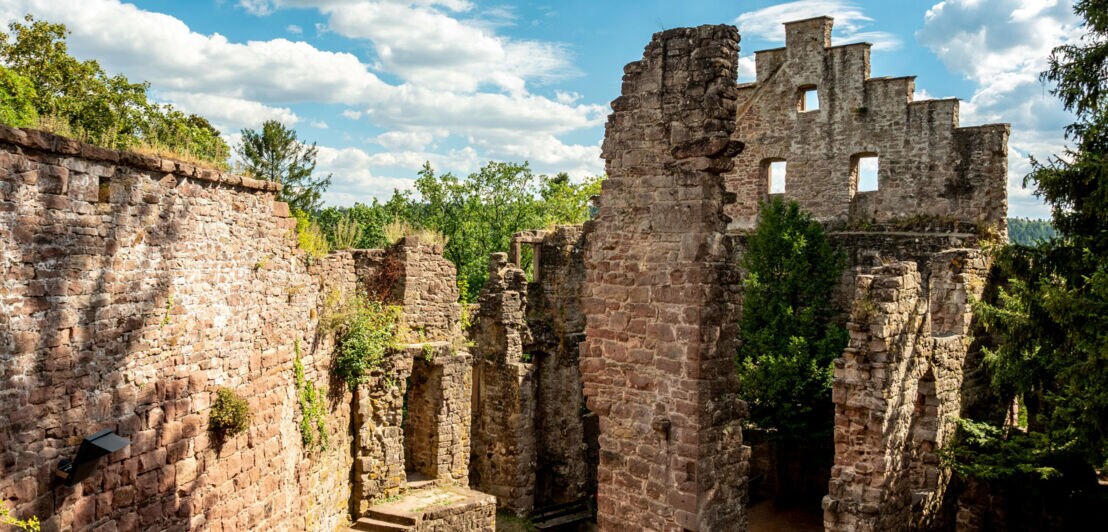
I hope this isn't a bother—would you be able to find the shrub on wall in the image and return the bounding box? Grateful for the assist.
[736,197,847,439]
[209,387,252,437]
[327,294,402,389]
[293,209,330,264]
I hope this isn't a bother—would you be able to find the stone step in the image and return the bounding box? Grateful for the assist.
[366,508,419,527]
[350,516,412,532]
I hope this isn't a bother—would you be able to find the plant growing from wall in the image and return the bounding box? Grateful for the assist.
[736,197,847,439]
[293,339,329,451]
[293,210,330,265]
[209,387,252,437]
[329,295,403,389]
[0,502,39,532]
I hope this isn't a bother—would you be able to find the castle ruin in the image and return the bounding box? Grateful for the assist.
[0,16,1008,532]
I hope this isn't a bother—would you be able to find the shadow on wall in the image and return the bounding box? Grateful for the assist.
[0,126,316,530]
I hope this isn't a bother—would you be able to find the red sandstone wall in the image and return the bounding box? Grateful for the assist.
[0,127,356,531]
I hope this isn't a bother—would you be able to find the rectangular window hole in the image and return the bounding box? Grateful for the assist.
[799,87,819,112]
[769,161,787,194]
[856,156,879,192]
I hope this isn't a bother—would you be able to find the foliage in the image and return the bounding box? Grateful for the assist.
[0,501,39,532]
[330,295,403,389]
[0,15,229,165]
[236,120,331,213]
[539,172,603,225]
[293,339,328,452]
[1007,217,1057,245]
[0,66,37,127]
[328,212,364,250]
[736,198,847,439]
[292,209,330,264]
[952,0,1108,483]
[313,162,603,300]
[209,387,252,437]
[939,418,1066,481]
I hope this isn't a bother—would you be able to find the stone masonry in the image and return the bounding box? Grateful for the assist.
[0,126,484,530]
[581,25,749,531]
[520,226,598,506]
[725,17,1008,234]
[468,253,537,515]
[0,126,355,531]
[824,250,989,531]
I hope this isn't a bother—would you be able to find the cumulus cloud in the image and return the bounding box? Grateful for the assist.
[735,0,900,50]
[0,0,607,206]
[157,91,299,131]
[286,24,302,34]
[917,0,1082,218]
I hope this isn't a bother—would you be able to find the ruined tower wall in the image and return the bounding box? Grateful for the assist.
[725,17,1009,233]
[825,250,989,531]
[469,253,537,514]
[0,126,356,531]
[522,226,598,507]
[581,25,748,531]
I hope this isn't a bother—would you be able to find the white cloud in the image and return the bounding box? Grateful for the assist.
[157,91,298,131]
[314,1,577,94]
[286,24,302,34]
[238,0,273,16]
[735,1,900,50]
[0,0,607,206]
[310,120,329,129]
[918,0,1081,218]
[738,56,757,83]
[374,130,438,151]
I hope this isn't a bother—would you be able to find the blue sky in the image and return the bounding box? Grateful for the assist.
[0,1,1084,218]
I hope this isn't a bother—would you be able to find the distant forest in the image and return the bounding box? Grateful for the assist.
[1007,217,1056,245]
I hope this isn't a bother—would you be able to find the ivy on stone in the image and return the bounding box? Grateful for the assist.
[293,339,328,452]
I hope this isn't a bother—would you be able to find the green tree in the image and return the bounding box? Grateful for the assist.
[737,198,847,438]
[953,0,1108,484]
[0,66,37,126]
[236,120,331,213]
[539,172,603,225]
[0,14,229,165]
[1007,217,1057,245]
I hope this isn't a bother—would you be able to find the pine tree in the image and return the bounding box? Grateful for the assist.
[236,120,331,213]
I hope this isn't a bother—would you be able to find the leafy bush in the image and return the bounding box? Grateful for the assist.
[293,209,330,264]
[331,295,402,389]
[736,198,847,439]
[0,501,39,532]
[209,387,251,437]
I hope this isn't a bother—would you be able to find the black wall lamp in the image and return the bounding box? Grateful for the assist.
[55,429,130,486]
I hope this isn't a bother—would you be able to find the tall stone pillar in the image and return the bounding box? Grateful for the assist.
[580,25,748,531]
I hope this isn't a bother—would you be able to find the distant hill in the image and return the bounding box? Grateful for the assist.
[1008,218,1057,245]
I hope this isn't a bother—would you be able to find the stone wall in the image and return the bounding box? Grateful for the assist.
[823,249,989,531]
[0,126,355,531]
[581,25,748,531]
[521,226,598,506]
[468,253,537,514]
[404,344,472,485]
[0,126,481,531]
[725,17,1009,233]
